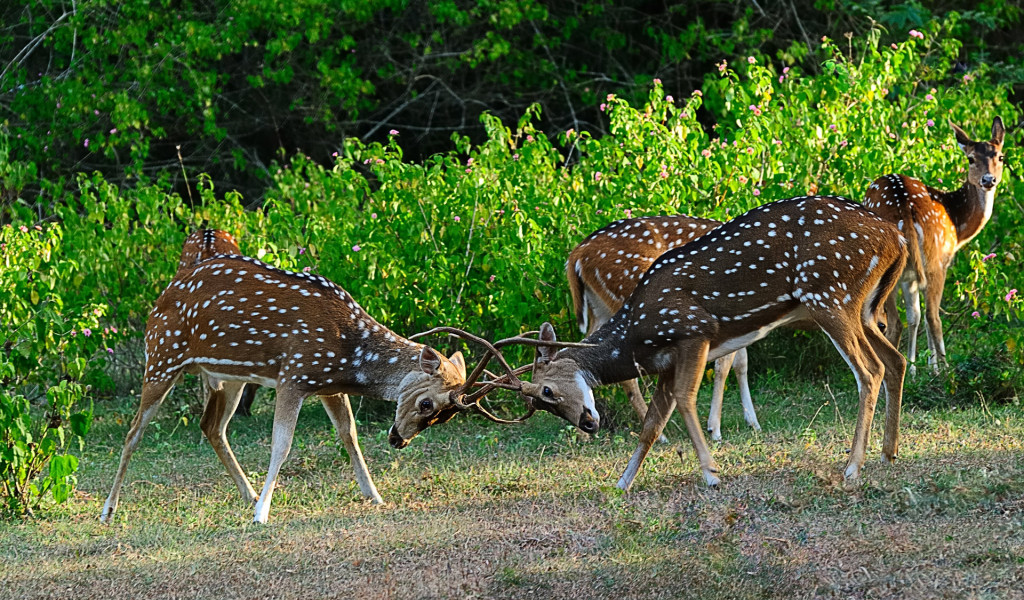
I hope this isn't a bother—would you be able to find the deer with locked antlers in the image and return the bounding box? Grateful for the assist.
[101,253,472,523]
[567,215,761,441]
[457,196,908,489]
[864,117,1006,373]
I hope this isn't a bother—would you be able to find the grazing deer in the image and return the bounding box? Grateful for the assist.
[177,229,260,416]
[101,255,468,523]
[501,196,907,489]
[567,215,760,441]
[864,117,1006,373]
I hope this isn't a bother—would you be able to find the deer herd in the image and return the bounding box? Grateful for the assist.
[101,118,1007,523]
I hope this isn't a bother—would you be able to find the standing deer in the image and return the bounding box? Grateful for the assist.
[864,117,1006,373]
[567,215,760,440]
[493,196,907,489]
[101,254,469,523]
[177,228,259,416]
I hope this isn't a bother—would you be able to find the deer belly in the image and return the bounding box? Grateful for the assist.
[708,305,811,360]
[198,365,278,388]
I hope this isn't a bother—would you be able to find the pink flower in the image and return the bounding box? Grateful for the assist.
[594,172,602,181]
[926,119,935,127]
[298,247,306,255]
[701,148,712,158]
[84,138,90,148]
[746,147,755,155]
[303,266,311,273]
[371,212,378,219]
[110,128,117,134]
[1006,289,1018,302]
[70,330,77,337]
[596,209,603,215]
[772,139,782,145]
[972,311,980,318]
[606,94,614,101]
[389,129,399,135]
[332,152,339,157]
[747,56,756,64]
[352,244,361,252]
[783,67,790,74]
[488,274,496,283]
[660,170,668,179]
[983,253,996,262]
[749,104,761,116]
[375,159,384,165]
[83,328,92,337]
[653,78,661,84]
[527,135,534,142]
[19,225,28,233]
[599,103,607,111]
[829,124,837,131]
[909,30,924,39]
[692,90,703,97]
[665,95,673,103]
[753,189,761,197]
[891,43,898,50]
[738,175,749,184]
[718,61,727,73]
[111,327,118,333]
[453,216,461,222]
[513,154,520,161]
[925,94,934,101]
[624,209,632,218]
[107,348,114,354]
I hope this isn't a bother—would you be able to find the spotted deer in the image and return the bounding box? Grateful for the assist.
[101,255,468,524]
[864,117,1006,373]
[567,215,760,441]
[177,229,260,416]
[498,196,907,489]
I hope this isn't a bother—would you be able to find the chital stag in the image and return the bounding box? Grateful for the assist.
[567,215,761,440]
[101,255,469,524]
[177,229,260,416]
[504,196,907,488]
[864,117,1006,373]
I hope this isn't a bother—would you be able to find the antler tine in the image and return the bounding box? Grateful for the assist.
[471,398,537,425]
[493,336,597,349]
[463,364,534,404]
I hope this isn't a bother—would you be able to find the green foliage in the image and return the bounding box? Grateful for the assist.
[0,378,93,518]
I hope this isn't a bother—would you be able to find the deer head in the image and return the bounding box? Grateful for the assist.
[518,322,600,434]
[388,347,468,448]
[951,116,1006,192]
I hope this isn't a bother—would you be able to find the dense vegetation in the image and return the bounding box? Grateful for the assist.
[1,4,1022,517]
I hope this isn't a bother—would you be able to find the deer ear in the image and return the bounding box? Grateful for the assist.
[419,346,443,375]
[949,121,975,152]
[447,351,467,380]
[535,322,558,364]
[991,116,1005,148]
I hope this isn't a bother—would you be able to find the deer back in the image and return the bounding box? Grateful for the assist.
[176,229,242,278]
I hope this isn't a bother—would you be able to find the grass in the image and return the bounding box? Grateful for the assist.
[3,351,1024,599]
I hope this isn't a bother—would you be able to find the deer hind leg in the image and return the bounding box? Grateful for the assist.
[253,387,307,524]
[923,268,949,372]
[319,393,384,505]
[821,319,884,480]
[882,290,903,349]
[200,378,258,505]
[864,323,906,464]
[101,374,179,523]
[621,378,669,444]
[708,351,735,441]
[902,281,923,376]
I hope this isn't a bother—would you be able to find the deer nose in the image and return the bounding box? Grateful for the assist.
[579,410,599,434]
[388,425,410,449]
[981,174,997,189]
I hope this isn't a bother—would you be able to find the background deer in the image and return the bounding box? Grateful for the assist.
[508,196,907,489]
[101,254,468,524]
[567,215,760,441]
[177,229,260,416]
[864,117,1006,373]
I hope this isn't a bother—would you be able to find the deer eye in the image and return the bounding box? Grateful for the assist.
[419,399,433,412]
[1000,155,1006,162]
[968,156,976,164]
[542,386,554,398]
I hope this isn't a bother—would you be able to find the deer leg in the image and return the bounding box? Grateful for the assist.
[670,340,720,487]
[101,375,179,523]
[616,373,679,491]
[253,387,307,524]
[200,378,258,504]
[923,268,948,372]
[821,321,884,480]
[621,378,669,444]
[864,323,906,464]
[708,351,734,441]
[902,281,922,376]
[320,393,384,505]
[732,347,760,432]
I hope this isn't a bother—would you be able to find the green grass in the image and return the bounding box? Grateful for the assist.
[3,355,1024,599]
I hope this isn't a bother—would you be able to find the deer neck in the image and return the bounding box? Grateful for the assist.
[939,180,997,249]
[561,316,647,386]
[338,324,428,399]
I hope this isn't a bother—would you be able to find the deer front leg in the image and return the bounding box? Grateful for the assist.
[617,374,678,492]
[253,388,306,524]
[200,378,258,505]
[621,378,668,444]
[923,268,949,372]
[670,340,720,487]
[320,393,384,505]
